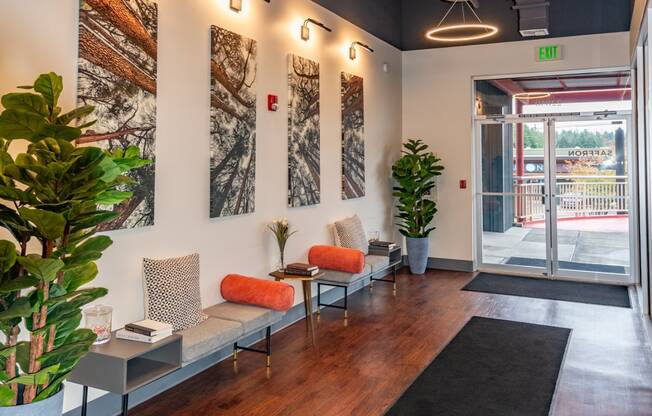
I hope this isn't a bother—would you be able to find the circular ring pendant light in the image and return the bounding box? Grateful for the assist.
[426,0,498,43]
[513,92,552,101]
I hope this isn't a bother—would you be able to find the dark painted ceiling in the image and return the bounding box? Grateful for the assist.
[312,0,633,51]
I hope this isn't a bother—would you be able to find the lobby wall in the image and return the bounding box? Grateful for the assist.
[402,32,631,265]
[0,0,403,411]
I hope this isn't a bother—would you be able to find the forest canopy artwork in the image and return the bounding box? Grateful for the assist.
[210,25,257,218]
[77,0,157,230]
[341,72,365,199]
[288,54,320,208]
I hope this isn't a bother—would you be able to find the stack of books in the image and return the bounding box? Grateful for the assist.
[116,319,173,344]
[285,262,320,276]
[369,240,397,250]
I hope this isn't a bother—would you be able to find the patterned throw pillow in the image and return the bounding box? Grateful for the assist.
[334,215,368,255]
[142,253,207,331]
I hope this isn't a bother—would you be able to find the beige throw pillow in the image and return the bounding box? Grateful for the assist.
[143,253,207,331]
[334,215,368,255]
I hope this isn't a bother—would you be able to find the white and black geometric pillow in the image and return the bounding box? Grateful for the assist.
[334,215,368,255]
[142,253,207,331]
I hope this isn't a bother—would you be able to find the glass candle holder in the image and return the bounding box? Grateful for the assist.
[84,305,113,345]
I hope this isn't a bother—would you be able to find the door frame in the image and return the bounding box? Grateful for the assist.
[474,112,637,286]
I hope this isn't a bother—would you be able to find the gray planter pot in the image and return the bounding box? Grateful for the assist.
[0,386,64,416]
[406,237,429,274]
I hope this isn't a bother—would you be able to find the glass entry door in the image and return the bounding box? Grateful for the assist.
[551,118,632,280]
[479,121,551,275]
[477,114,634,283]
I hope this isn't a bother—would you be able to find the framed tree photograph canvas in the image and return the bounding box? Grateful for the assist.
[209,25,257,218]
[341,72,365,199]
[77,0,158,230]
[287,54,320,208]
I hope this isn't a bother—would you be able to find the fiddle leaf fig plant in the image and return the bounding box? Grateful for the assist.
[392,139,444,238]
[0,73,151,406]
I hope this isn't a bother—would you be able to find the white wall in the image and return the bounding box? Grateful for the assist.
[0,0,403,411]
[402,32,631,263]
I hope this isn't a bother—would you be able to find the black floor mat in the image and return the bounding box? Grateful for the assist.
[386,317,571,416]
[463,272,631,308]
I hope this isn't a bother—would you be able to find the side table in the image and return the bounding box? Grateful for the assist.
[68,332,182,416]
[269,270,325,340]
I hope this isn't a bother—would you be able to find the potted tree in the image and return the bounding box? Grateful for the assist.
[0,73,149,415]
[392,139,444,274]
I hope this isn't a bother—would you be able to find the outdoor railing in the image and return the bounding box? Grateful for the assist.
[514,175,629,222]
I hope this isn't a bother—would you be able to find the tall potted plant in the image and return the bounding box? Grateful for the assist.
[392,139,444,274]
[0,73,149,415]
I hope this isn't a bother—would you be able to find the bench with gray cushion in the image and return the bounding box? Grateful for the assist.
[142,254,291,368]
[178,303,285,366]
[311,215,401,319]
[314,253,397,319]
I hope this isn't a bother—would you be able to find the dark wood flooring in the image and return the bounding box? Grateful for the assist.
[131,269,652,416]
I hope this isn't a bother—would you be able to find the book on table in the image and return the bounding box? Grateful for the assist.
[124,319,173,337]
[369,240,397,249]
[286,262,319,272]
[285,267,319,276]
[116,328,172,344]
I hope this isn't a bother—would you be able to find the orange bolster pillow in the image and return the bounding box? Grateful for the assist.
[308,245,365,274]
[221,274,294,312]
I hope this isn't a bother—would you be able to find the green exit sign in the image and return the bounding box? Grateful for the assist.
[536,45,562,62]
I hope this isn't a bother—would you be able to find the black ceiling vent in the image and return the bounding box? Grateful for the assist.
[512,0,550,37]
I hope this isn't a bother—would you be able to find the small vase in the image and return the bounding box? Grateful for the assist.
[277,251,285,272]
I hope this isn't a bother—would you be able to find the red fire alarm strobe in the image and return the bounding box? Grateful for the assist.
[268,94,278,111]
[459,179,467,189]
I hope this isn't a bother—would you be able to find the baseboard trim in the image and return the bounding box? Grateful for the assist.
[402,255,474,272]
[63,271,388,416]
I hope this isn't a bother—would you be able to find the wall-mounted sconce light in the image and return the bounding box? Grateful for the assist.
[229,0,242,12]
[301,18,332,41]
[230,0,270,13]
[349,41,374,60]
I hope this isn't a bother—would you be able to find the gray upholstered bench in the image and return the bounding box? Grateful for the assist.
[178,303,285,367]
[309,247,400,320]
[142,254,294,369]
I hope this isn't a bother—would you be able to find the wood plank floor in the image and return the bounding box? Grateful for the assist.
[131,269,652,416]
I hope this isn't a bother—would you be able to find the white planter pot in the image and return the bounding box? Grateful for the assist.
[0,386,64,416]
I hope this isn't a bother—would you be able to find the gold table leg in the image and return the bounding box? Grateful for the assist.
[302,280,315,343]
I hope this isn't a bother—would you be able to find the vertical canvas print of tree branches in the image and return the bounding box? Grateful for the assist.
[77,0,157,230]
[341,72,365,199]
[287,54,320,207]
[210,26,257,218]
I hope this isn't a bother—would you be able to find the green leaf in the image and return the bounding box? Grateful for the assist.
[33,72,63,111]
[73,235,112,256]
[34,375,65,402]
[17,255,64,282]
[98,156,121,183]
[62,262,98,291]
[56,105,94,126]
[0,109,46,140]
[0,185,38,204]
[0,297,33,320]
[0,385,15,406]
[0,240,17,273]
[8,363,60,386]
[35,124,82,141]
[18,207,66,240]
[0,275,39,293]
[94,190,132,206]
[1,92,49,117]
[71,211,117,230]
